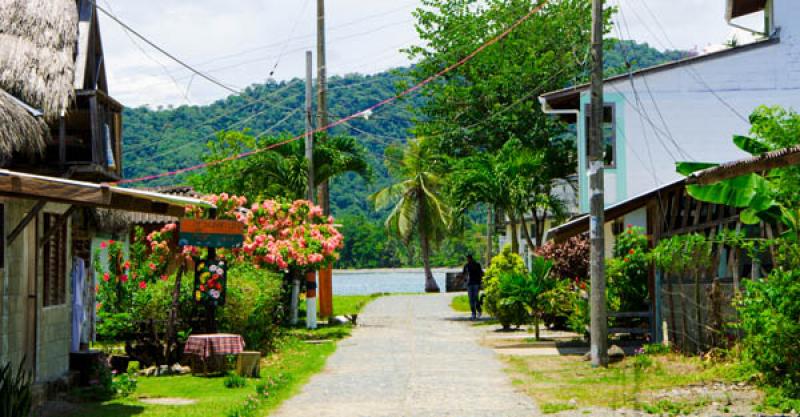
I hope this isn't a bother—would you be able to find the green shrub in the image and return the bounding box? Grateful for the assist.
[642,343,670,355]
[0,361,32,417]
[484,246,529,329]
[111,372,137,397]
[607,226,650,313]
[218,264,284,353]
[737,267,800,398]
[224,373,247,389]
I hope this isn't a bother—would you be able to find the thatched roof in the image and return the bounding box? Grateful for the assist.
[0,0,79,121]
[0,89,49,157]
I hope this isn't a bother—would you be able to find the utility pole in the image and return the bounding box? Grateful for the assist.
[589,0,608,368]
[305,50,317,329]
[305,50,315,202]
[316,0,330,215]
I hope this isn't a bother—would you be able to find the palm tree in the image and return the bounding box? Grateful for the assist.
[191,131,372,202]
[371,140,450,292]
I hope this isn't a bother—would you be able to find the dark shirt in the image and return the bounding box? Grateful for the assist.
[463,260,484,286]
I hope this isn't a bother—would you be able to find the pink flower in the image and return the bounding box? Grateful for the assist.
[100,241,108,249]
[149,263,157,271]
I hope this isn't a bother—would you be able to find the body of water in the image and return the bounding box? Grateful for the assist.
[332,269,456,295]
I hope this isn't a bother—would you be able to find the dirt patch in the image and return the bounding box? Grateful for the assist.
[139,397,197,406]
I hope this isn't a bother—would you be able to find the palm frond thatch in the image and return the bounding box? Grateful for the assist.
[0,0,78,120]
[0,90,48,157]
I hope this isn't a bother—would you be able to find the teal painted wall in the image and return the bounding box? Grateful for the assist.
[577,92,627,212]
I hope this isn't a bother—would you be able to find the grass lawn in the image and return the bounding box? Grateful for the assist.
[450,294,470,313]
[326,293,385,316]
[504,353,756,415]
[70,295,383,417]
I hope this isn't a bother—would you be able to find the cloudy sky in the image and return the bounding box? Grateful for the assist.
[98,0,763,108]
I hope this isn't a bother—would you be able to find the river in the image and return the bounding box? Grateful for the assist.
[332,268,457,295]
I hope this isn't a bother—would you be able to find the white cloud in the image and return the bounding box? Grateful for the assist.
[99,0,765,107]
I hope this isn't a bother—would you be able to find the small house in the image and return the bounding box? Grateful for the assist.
[0,0,213,403]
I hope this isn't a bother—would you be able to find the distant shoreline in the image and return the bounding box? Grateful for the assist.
[333,267,460,274]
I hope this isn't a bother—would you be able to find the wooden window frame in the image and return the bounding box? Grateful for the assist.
[42,213,68,307]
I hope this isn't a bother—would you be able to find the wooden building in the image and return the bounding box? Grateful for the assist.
[0,0,213,402]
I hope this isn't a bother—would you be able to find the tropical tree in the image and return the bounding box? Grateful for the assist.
[190,130,372,203]
[407,0,588,255]
[448,138,563,254]
[370,139,451,292]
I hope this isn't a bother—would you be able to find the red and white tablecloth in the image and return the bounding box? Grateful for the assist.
[183,334,245,358]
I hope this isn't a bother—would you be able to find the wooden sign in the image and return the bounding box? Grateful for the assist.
[179,219,244,248]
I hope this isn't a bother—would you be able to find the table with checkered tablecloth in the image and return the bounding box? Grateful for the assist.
[184,334,245,376]
[184,333,245,358]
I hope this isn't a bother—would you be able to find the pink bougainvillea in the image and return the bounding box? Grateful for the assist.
[239,199,343,272]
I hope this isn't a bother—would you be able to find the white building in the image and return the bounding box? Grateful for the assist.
[539,0,799,235]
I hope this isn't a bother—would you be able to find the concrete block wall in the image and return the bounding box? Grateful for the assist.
[0,199,75,384]
[1,199,36,370]
[37,305,71,382]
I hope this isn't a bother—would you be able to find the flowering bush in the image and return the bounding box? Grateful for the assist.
[239,199,343,273]
[535,234,590,282]
[94,224,178,339]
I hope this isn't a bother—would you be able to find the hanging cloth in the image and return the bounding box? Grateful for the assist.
[71,257,86,352]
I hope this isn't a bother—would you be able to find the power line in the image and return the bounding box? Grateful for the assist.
[92,1,245,96]
[115,0,553,185]
[626,0,749,123]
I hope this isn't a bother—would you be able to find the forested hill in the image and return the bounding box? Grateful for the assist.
[122,40,688,267]
[123,67,420,219]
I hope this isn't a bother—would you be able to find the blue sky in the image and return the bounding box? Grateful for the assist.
[99,0,762,107]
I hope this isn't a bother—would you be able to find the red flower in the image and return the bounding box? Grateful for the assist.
[120,274,129,283]
[623,257,630,263]
[149,263,157,271]
[123,260,131,270]
[161,274,169,281]
[138,281,147,290]
[200,284,206,292]
[103,272,110,282]
[629,249,635,255]
[100,241,108,249]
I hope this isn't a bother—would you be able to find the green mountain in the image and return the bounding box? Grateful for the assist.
[122,40,688,268]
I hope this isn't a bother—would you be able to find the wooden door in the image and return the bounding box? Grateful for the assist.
[23,218,37,373]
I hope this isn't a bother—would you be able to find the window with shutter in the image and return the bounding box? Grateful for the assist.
[42,213,67,306]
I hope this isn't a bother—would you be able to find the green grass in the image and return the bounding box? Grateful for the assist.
[504,353,748,412]
[68,295,384,417]
[69,328,348,417]
[327,293,384,316]
[540,402,578,414]
[450,295,470,313]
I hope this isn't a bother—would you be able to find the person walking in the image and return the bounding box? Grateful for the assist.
[463,255,484,320]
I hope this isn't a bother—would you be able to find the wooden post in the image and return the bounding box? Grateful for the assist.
[318,266,333,318]
[589,0,608,368]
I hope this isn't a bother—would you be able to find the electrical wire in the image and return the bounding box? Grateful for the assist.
[113,0,552,185]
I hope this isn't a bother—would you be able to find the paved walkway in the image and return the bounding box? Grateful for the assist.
[270,294,539,417]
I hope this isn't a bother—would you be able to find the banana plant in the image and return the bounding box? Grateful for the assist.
[676,134,799,240]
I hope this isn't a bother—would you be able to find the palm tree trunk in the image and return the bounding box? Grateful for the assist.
[417,198,440,293]
[486,206,494,265]
[420,232,440,293]
[519,215,538,252]
[509,214,519,255]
